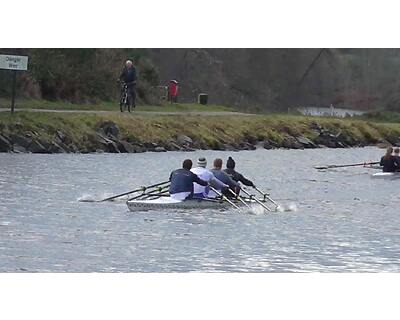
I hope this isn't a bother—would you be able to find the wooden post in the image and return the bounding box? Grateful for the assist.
[11,70,16,113]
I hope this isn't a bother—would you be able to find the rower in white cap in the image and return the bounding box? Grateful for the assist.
[191,157,229,198]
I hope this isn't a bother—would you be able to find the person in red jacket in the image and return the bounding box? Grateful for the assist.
[168,80,179,103]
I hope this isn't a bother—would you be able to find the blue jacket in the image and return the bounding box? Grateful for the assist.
[211,169,239,190]
[169,169,207,196]
[120,67,137,83]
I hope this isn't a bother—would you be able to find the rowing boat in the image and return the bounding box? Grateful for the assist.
[371,172,400,179]
[126,196,263,211]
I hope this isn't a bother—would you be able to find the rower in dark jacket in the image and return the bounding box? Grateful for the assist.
[394,147,400,161]
[169,159,208,200]
[223,156,255,187]
[380,147,400,172]
[210,158,240,197]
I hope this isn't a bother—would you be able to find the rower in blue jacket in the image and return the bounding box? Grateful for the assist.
[169,159,208,200]
[210,158,240,197]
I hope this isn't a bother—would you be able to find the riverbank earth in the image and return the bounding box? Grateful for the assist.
[1,103,400,154]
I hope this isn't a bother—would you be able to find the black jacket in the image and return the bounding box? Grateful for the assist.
[380,156,400,172]
[223,168,254,187]
[120,67,137,83]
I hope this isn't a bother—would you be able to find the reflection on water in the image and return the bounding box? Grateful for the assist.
[0,147,399,272]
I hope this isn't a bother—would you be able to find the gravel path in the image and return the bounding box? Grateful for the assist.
[0,108,255,116]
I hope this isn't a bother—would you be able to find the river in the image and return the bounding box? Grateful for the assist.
[0,147,399,272]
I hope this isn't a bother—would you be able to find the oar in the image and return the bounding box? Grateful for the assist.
[227,188,251,209]
[314,161,379,170]
[209,186,239,209]
[253,186,278,208]
[100,180,169,202]
[128,184,170,201]
[140,188,170,200]
[240,188,272,212]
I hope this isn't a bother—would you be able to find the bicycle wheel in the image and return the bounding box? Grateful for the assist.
[120,92,127,112]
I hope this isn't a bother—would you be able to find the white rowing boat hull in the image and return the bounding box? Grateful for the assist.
[127,197,234,211]
[371,172,400,179]
[125,196,268,211]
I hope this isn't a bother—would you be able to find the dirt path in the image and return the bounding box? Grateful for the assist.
[0,108,255,117]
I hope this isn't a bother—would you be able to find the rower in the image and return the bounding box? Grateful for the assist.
[191,157,229,198]
[394,147,400,161]
[380,146,400,172]
[169,159,208,200]
[224,156,255,187]
[210,158,240,197]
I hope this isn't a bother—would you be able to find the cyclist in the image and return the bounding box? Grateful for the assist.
[119,60,137,110]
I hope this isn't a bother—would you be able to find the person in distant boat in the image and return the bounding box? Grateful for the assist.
[119,59,137,108]
[210,158,240,197]
[380,147,400,172]
[394,147,400,161]
[191,157,229,198]
[169,159,208,200]
[224,156,255,187]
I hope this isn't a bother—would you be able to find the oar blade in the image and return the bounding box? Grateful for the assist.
[314,165,329,170]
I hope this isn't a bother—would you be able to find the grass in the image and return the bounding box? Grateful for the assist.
[2,111,400,151]
[356,110,400,123]
[0,98,237,113]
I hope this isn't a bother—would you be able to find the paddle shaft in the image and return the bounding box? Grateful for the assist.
[141,189,170,200]
[128,184,170,201]
[314,161,379,170]
[253,186,278,207]
[209,186,239,209]
[241,188,272,212]
[101,180,169,202]
[228,188,250,208]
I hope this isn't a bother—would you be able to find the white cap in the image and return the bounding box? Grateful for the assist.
[197,157,207,168]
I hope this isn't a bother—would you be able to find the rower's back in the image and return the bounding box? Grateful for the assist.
[380,156,399,172]
[169,159,207,200]
[191,166,213,196]
[380,147,400,172]
[169,168,196,198]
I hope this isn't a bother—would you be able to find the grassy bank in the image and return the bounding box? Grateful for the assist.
[1,111,400,153]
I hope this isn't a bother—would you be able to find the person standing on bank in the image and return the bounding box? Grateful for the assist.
[119,59,137,109]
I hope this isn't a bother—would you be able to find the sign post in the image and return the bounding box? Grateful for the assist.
[11,70,17,113]
[0,54,29,113]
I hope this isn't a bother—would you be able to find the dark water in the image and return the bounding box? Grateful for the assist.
[0,147,399,272]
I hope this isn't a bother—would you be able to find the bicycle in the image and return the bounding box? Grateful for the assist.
[119,81,136,112]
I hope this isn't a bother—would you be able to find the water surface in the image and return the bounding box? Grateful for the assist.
[0,147,399,272]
